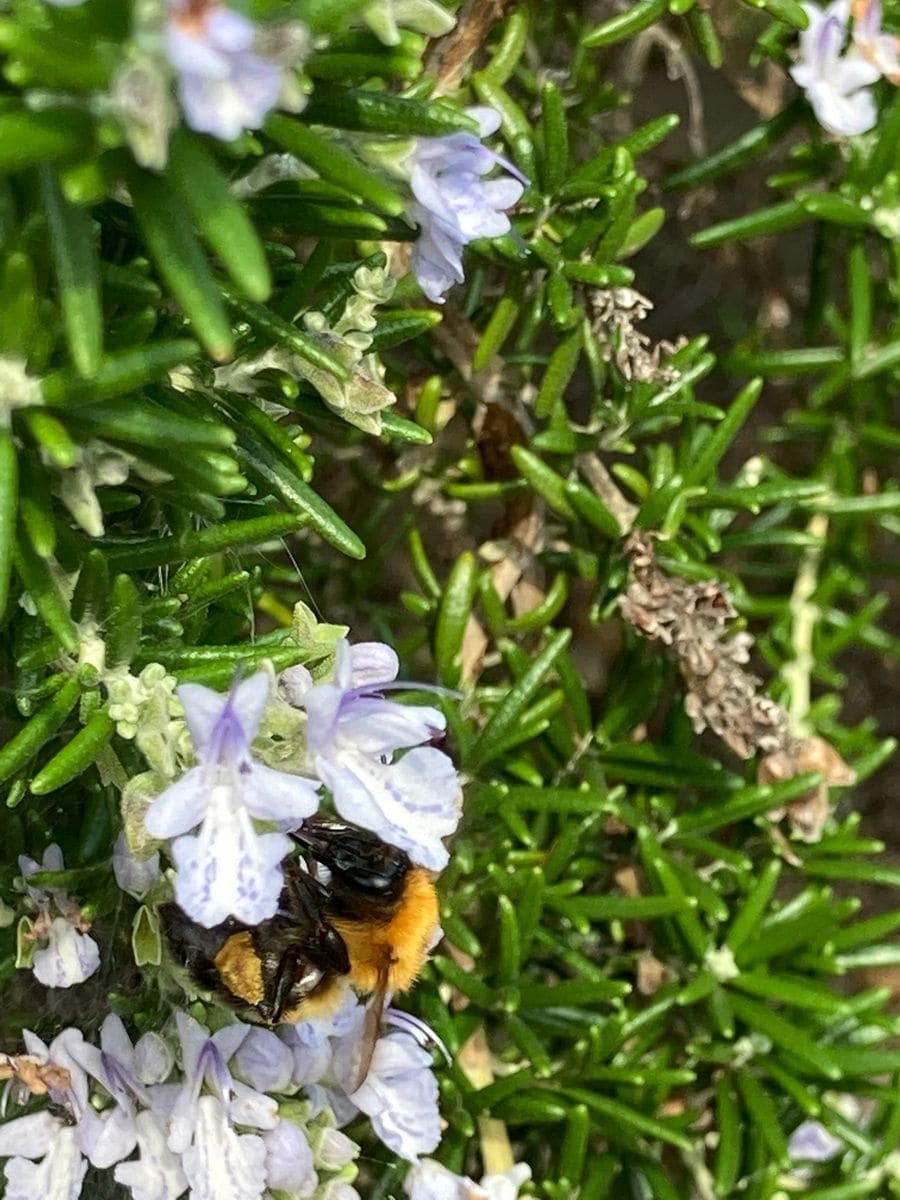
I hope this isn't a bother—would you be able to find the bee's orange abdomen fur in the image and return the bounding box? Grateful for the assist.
[332,867,439,994]
[282,976,348,1023]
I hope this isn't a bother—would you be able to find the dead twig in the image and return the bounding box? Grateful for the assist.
[425,0,518,94]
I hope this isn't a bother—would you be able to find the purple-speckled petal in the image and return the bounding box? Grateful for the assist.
[32,919,100,989]
[318,745,460,870]
[171,788,291,927]
[344,1031,440,1161]
[182,1096,268,1200]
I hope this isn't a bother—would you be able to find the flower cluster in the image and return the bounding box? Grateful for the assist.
[407,107,528,304]
[0,1010,358,1200]
[142,639,462,929]
[0,984,520,1200]
[17,845,100,990]
[790,0,900,134]
[0,993,527,1200]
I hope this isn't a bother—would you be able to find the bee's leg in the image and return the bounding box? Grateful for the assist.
[262,945,304,1024]
[282,862,352,976]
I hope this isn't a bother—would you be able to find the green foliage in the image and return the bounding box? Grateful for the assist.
[2,0,900,1197]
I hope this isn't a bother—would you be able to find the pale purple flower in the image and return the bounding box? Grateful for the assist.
[113,833,160,900]
[408,106,527,303]
[0,1030,92,1200]
[235,1027,294,1095]
[263,1119,317,1196]
[166,1,283,142]
[65,1014,176,1171]
[288,640,461,871]
[280,988,361,1088]
[113,1110,187,1200]
[144,672,320,927]
[31,917,100,989]
[788,1120,845,1162]
[790,1,880,134]
[853,0,900,81]
[405,1160,532,1200]
[19,846,100,990]
[314,1127,359,1171]
[44,0,87,6]
[2,1125,86,1200]
[165,1012,277,1157]
[182,1095,267,1200]
[336,1029,441,1161]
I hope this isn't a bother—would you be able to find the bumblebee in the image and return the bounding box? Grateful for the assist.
[160,817,439,1051]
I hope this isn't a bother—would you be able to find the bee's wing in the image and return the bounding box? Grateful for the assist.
[349,963,391,1092]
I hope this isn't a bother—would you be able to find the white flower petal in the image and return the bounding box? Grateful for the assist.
[480,1165,532,1200]
[467,105,502,136]
[809,78,877,133]
[181,1096,267,1200]
[241,762,320,823]
[831,46,880,90]
[229,673,271,744]
[171,787,291,927]
[100,1013,134,1065]
[228,1080,279,1131]
[3,1127,87,1200]
[32,920,100,989]
[235,1028,295,1094]
[175,1011,212,1083]
[333,639,355,689]
[404,1159,480,1200]
[134,1033,175,1085]
[346,1032,440,1161]
[113,1110,188,1200]
[176,683,228,751]
[321,745,460,870]
[0,1111,58,1159]
[349,642,400,686]
[144,767,210,839]
[336,699,446,757]
[82,1105,138,1170]
[264,1121,317,1196]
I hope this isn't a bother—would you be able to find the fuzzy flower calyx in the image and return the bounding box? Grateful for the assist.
[144,672,320,927]
[408,107,527,303]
